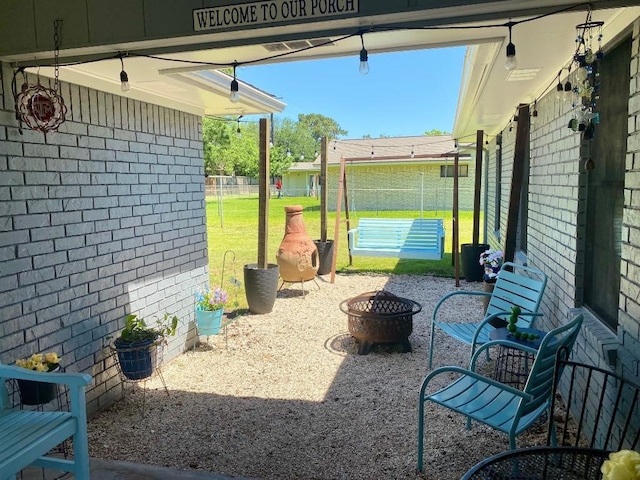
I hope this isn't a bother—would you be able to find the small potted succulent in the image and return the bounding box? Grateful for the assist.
[113,313,178,380]
[14,352,61,404]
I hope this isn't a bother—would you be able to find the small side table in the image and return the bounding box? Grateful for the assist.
[490,327,546,388]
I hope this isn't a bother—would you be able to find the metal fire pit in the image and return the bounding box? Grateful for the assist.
[339,290,422,355]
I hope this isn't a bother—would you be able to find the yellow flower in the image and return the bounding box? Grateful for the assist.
[44,352,59,364]
[15,352,61,371]
[601,450,640,480]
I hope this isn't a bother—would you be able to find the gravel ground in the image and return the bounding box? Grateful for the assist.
[88,273,548,480]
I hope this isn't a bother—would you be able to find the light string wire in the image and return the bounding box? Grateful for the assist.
[13,1,594,72]
[11,1,601,151]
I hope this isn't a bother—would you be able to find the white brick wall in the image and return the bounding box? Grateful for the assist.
[0,64,209,413]
[485,18,640,382]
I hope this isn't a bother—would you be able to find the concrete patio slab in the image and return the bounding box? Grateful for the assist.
[21,458,258,480]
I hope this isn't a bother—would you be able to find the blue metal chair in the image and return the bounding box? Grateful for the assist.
[0,363,92,479]
[417,314,583,472]
[428,262,547,368]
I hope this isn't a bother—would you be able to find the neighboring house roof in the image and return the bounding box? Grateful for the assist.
[285,135,471,174]
[287,162,317,172]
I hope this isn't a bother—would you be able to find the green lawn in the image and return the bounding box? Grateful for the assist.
[205,195,481,308]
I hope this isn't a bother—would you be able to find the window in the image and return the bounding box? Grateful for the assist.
[583,36,630,330]
[440,165,468,177]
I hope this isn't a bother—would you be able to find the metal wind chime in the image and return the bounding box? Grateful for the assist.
[13,20,67,136]
[567,13,604,144]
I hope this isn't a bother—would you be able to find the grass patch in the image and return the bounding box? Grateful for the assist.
[206,195,481,308]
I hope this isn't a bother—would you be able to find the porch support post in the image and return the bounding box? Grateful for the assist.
[473,130,484,244]
[258,117,270,268]
[504,104,529,265]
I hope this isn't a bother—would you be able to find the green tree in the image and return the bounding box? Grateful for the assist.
[202,117,232,176]
[297,113,348,142]
[424,128,451,135]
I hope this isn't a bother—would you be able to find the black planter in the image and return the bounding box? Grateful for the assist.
[244,263,279,314]
[114,337,157,380]
[461,243,490,282]
[314,239,335,275]
[17,367,60,405]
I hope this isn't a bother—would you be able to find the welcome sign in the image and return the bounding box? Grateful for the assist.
[194,0,358,31]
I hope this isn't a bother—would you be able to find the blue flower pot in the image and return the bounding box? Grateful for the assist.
[114,337,157,380]
[196,308,224,335]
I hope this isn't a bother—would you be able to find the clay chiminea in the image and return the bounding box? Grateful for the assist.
[276,205,319,282]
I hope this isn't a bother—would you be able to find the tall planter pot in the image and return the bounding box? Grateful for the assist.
[113,337,157,380]
[461,243,490,282]
[244,263,279,314]
[313,239,334,276]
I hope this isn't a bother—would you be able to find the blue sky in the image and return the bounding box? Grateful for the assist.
[238,46,466,139]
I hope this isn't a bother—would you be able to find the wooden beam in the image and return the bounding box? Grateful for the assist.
[504,104,529,264]
[473,130,484,245]
[453,152,460,287]
[320,136,328,243]
[257,118,270,269]
[330,158,346,283]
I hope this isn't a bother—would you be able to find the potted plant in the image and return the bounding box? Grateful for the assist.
[194,286,229,335]
[113,313,178,380]
[14,352,61,405]
[479,249,504,311]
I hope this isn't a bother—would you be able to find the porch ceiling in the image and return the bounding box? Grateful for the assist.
[1,2,638,126]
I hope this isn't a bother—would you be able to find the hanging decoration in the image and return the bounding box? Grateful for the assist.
[567,9,604,140]
[13,20,67,135]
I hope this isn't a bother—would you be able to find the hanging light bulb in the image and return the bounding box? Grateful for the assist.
[286,148,291,157]
[359,33,370,75]
[300,154,304,161]
[505,23,517,71]
[230,64,240,103]
[370,146,374,158]
[119,55,130,92]
[564,80,573,95]
[531,103,538,125]
[410,146,415,159]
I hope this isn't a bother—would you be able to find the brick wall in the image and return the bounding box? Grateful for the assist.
[0,64,209,413]
[620,18,640,382]
[481,17,640,448]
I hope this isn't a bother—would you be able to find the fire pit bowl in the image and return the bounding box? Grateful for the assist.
[339,290,422,355]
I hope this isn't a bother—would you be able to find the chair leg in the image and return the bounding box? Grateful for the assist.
[417,383,429,471]
[73,426,91,479]
[428,322,436,369]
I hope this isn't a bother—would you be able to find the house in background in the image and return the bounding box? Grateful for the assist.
[283,135,474,212]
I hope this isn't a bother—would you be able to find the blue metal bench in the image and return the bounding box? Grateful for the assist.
[0,364,92,479]
[348,218,445,260]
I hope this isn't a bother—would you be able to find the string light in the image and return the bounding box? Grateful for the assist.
[370,146,374,158]
[236,115,242,137]
[229,63,239,103]
[505,22,517,71]
[286,147,291,157]
[359,33,370,75]
[119,55,130,92]
[410,146,415,159]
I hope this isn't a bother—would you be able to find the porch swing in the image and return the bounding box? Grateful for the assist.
[335,157,446,262]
